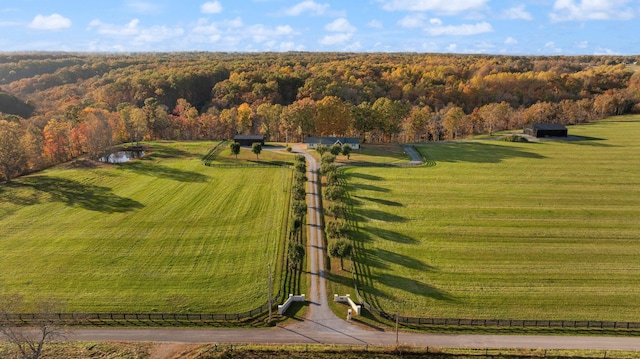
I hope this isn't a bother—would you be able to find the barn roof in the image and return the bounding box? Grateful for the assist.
[529,123,567,131]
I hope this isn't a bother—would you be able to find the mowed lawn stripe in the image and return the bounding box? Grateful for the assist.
[0,142,288,313]
[345,117,640,321]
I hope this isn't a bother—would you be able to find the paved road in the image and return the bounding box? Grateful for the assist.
[64,147,640,351]
[402,145,423,164]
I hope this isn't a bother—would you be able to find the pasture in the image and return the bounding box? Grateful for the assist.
[343,117,640,321]
[0,141,290,313]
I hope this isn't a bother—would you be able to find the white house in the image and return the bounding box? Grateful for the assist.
[304,137,360,150]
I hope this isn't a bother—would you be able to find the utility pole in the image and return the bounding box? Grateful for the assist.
[395,312,399,347]
[268,263,272,323]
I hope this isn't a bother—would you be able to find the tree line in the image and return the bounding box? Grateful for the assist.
[1,52,640,182]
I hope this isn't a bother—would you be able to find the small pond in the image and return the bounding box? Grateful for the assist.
[99,150,145,164]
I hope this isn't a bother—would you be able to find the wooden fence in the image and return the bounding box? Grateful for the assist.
[353,288,640,330]
[0,297,282,325]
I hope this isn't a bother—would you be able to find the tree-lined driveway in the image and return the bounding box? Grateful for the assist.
[64,147,640,351]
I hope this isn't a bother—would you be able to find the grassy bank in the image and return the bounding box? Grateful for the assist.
[0,141,290,313]
[343,117,640,321]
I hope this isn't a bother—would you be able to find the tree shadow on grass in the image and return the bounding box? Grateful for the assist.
[360,226,418,244]
[350,183,390,193]
[555,135,617,147]
[353,208,407,223]
[117,161,208,183]
[418,142,546,164]
[346,172,383,181]
[0,184,40,207]
[354,195,403,207]
[373,248,432,272]
[15,176,144,213]
[374,273,452,302]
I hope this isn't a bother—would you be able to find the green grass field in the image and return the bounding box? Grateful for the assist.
[0,141,290,313]
[342,116,640,321]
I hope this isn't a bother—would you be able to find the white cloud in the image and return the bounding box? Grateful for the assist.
[575,40,589,48]
[425,21,493,36]
[344,41,362,51]
[135,26,185,43]
[446,43,457,52]
[29,14,71,30]
[398,14,426,28]
[380,0,488,14]
[474,41,495,50]
[201,1,223,14]
[319,32,353,45]
[87,18,183,44]
[189,18,298,51]
[594,46,621,55]
[505,36,518,45]
[284,1,330,16]
[278,41,304,51]
[247,24,295,43]
[502,5,533,20]
[543,41,562,53]
[88,19,140,36]
[325,18,356,32]
[429,18,443,26]
[550,0,635,22]
[368,19,383,28]
[127,1,163,15]
[220,17,243,28]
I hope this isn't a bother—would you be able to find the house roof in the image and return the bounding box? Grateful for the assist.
[234,135,264,140]
[304,137,359,145]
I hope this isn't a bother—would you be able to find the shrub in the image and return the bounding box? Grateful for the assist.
[341,144,352,159]
[503,134,529,142]
[320,162,337,176]
[294,161,306,173]
[326,220,349,239]
[321,153,336,164]
[325,171,339,186]
[316,144,327,156]
[294,171,307,184]
[287,241,305,270]
[329,239,353,270]
[325,202,347,220]
[329,144,342,156]
[323,184,345,201]
[292,200,307,218]
[293,186,306,201]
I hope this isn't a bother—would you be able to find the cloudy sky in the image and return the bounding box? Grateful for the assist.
[1,0,639,55]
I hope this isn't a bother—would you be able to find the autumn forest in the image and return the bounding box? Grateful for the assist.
[1,52,640,182]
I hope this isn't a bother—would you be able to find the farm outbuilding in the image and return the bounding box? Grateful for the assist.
[304,137,360,150]
[523,124,568,138]
[233,135,264,147]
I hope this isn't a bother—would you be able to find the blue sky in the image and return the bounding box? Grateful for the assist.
[1,0,639,55]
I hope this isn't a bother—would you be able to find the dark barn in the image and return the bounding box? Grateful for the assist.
[234,135,265,147]
[524,124,568,138]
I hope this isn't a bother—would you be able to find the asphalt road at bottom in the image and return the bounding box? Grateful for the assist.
[66,327,640,351]
[64,148,640,352]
